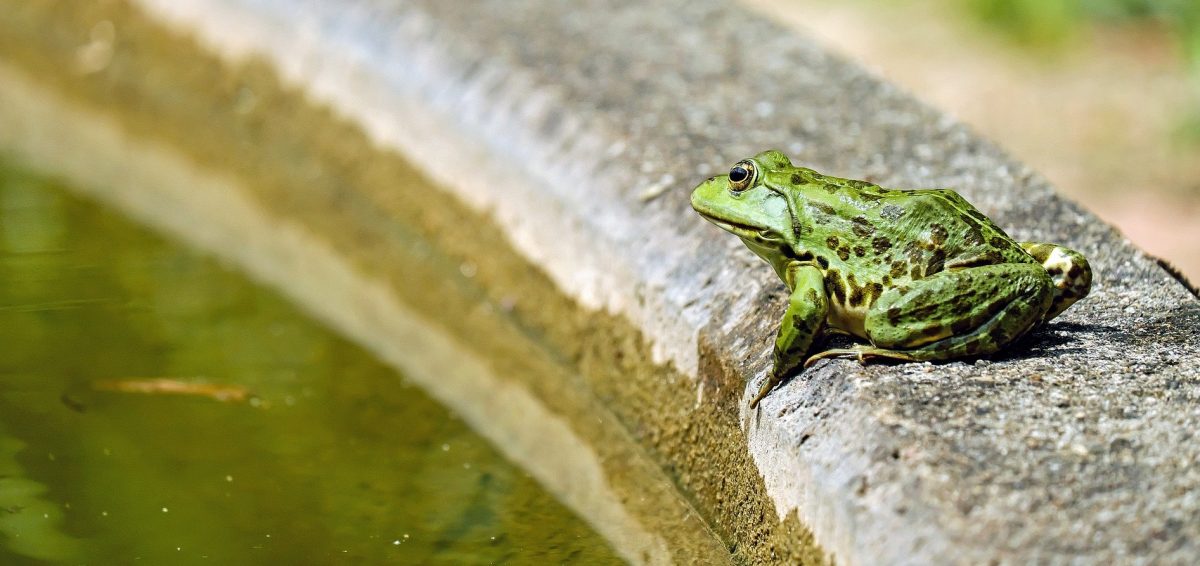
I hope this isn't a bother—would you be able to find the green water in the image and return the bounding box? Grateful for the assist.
[0,163,620,565]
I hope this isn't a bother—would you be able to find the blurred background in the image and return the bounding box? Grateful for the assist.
[750,0,1200,281]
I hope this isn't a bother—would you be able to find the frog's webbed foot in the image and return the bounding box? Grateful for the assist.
[1019,241,1093,322]
[804,345,923,367]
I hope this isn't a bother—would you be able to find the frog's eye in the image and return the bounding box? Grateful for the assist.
[728,160,757,192]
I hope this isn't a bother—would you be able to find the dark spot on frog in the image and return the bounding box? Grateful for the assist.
[910,265,923,279]
[890,261,907,278]
[806,288,820,304]
[846,273,866,307]
[906,302,950,321]
[1067,264,1083,279]
[964,226,985,246]
[857,192,883,203]
[872,236,892,254]
[963,341,982,355]
[853,245,866,257]
[920,324,945,337]
[904,244,925,266]
[816,256,829,269]
[837,246,851,261]
[946,296,970,317]
[879,205,905,221]
[1047,266,1063,276]
[985,296,1009,318]
[811,202,837,216]
[825,269,846,304]
[886,307,902,324]
[851,216,875,237]
[926,250,946,276]
[990,236,1008,249]
[827,235,840,249]
[930,224,948,247]
[824,183,840,194]
[867,282,883,305]
[966,208,990,224]
[791,173,804,185]
[881,274,892,286]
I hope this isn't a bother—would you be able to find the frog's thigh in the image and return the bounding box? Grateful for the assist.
[1020,242,1093,322]
[865,263,1053,354]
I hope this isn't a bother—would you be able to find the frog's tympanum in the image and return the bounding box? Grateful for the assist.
[691,150,1092,407]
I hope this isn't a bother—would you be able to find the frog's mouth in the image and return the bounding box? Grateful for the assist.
[697,212,776,241]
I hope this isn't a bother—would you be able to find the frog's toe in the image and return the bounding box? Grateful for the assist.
[803,348,861,367]
[749,379,775,409]
[806,345,926,366]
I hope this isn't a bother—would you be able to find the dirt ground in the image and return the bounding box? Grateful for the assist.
[745,0,1200,283]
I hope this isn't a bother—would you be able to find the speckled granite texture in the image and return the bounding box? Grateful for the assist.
[132,0,1200,563]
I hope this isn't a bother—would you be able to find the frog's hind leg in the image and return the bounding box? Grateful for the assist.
[1020,242,1093,322]
[804,320,1007,366]
[808,263,1054,366]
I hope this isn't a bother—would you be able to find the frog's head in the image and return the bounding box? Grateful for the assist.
[691,150,798,250]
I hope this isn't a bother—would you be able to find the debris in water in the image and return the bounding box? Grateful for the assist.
[92,378,253,404]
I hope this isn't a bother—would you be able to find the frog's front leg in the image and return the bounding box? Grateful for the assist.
[751,263,828,408]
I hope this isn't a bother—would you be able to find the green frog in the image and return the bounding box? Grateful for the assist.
[691,150,1092,408]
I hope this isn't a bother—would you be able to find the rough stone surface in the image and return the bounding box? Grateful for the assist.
[129,0,1200,563]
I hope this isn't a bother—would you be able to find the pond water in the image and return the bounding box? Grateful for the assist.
[0,162,620,564]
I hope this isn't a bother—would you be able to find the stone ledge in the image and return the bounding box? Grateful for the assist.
[15,0,1200,563]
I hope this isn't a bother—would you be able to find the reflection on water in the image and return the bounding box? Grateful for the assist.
[0,162,620,564]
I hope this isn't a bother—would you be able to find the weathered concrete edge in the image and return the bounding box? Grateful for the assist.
[124,1,1200,564]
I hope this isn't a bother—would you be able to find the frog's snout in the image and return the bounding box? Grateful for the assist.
[688,183,704,211]
[689,175,726,214]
